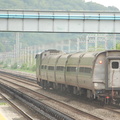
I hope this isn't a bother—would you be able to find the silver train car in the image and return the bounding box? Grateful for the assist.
[36,49,120,103]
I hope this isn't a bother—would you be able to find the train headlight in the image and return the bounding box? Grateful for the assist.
[94,83,98,87]
[99,60,103,64]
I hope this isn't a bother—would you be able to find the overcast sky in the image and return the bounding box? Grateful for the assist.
[85,0,120,10]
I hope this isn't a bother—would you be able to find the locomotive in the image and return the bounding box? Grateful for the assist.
[36,49,120,104]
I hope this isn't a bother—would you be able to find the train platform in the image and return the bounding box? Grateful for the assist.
[0,114,6,120]
[0,95,26,120]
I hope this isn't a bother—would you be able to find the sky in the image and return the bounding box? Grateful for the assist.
[85,0,120,10]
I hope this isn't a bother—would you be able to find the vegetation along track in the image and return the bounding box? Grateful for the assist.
[0,70,103,120]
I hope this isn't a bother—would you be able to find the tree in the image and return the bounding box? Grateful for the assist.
[116,44,120,50]
[0,42,5,52]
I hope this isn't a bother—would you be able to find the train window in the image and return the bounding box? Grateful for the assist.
[67,67,70,71]
[84,68,92,73]
[41,65,44,69]
[67,67,76,72]
[48,66,54,70]
[79,67,92,73]
[56,66,64,71]
[44,65,47,69]
[79,67,84,72]
[71,67,76,72]
[112,62,119,69]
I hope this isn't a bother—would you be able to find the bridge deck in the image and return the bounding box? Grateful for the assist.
[0,10,120,33]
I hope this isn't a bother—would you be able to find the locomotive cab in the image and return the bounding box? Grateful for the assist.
[93,50,120,103]
[108,59,120,89]
[106,58,120,104]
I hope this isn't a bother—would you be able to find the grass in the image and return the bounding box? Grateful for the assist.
[1,67,35,74]
[0,102,7,105]
[16,69,36,74]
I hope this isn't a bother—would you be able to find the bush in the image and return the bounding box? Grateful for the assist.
[116,44,120,50]
[0,61,3,65]
[30,64,36,71]
[3,63,8,68]
[11,63,17,69]
[20,63,28,70]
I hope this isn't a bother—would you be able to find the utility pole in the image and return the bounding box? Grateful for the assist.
[24,47,27,64]
[68,39,71,53]
[113,34,116,49]
[105,36,107,50]
[95,34,97,51]
[86,36,89,52]
[77,38,80,52]
[27,47,30,66]
[15,32,20,66]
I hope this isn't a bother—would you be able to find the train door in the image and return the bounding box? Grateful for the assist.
[108,60,120,88]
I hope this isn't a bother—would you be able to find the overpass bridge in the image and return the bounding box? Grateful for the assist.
[0,10,120,33]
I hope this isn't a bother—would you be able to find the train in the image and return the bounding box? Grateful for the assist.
[36,49,120,104]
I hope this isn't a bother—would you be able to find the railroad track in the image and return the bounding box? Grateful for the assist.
[0,72,38,87]
[0,93,33,120]
[1,69,120,119]
[0,68,36,77]
[0,69,36,82]
[0,70,103,120]
[104,105,120,115]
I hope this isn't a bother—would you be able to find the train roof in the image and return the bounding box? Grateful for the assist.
[36,49,120,56]
[95,50,120,56]
[36,49,64,55]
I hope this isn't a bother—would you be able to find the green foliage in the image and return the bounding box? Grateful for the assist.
[11,63,18,69]
[0,32,15,52]
[108,6,120,11]
[20,63,28,70]
[20,63,36,72]
[0,61,3,65]
[116,44,120,50]
[30,64,36,72]
[3,63,8,68]
[0,42,5,52]
[86,2,108,11]
[0,0,118,12]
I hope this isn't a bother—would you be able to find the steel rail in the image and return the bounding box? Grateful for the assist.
[0,82,74,120]
[0,93,33,120]
[0,77,102,120]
